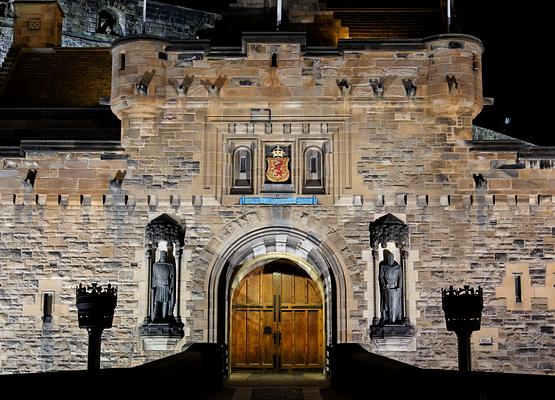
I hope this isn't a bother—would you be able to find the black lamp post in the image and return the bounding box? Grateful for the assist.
[441,284,483,372]
[76,283,117,370]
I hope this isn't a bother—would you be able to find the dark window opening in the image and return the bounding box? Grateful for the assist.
[514,275,522,303]
[43,292,53,323]
[309,156,317,173]
[239,156,247,173]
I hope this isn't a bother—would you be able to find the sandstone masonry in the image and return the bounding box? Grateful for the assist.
[1,30,554,375]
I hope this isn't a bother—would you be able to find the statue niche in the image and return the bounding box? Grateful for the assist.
[140,214,185,340]
[379,249,402,324]
[151,250,176,322]
[369,213,414,339]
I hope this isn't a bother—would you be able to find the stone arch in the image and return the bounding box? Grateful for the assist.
[204,208,357,346]
[95,0,130,36]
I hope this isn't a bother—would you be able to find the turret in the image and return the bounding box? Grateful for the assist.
[110,36,168,120]
[426,35,483,118]
[13,0,63,48]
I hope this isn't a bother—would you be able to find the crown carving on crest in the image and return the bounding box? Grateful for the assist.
[271,145,285,157]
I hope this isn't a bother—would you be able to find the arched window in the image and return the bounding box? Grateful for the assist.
[96,10,120,36]
[231,147,253,194]
[303,146,324,194]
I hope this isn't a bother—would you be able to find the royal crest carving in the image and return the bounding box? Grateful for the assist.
[265,145,290,183]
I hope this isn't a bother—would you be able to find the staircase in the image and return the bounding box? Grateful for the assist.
[0,46,21,96]
[329,8,444,39]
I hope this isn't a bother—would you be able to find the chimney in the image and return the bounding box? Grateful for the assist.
[13,0,64,48]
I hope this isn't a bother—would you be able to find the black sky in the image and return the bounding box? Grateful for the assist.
[169,1,550,145]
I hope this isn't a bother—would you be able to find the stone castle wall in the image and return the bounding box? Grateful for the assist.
[0,16,13,65]
[0,0,219,64]
[1,33,554,374]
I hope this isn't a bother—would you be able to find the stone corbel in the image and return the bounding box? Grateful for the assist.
[369,78,385,97]
[136,68,156,96]
[402,79,417,98]
[336,78,350,96]
[176,75,194,96]
[201,75,226,96]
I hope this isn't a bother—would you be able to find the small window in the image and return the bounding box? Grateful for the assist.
[303,147,325,194]
[514,274,522,303]
[42,292,54,323]
[309,156,317,173]
[120,53,126,70]
[231,147,253,194]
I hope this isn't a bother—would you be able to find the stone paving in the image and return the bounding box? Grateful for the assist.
[209,372,352,400]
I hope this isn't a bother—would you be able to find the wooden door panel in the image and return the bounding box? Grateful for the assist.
[308,281,320,304]
[233,310,247,366]
[307,310,321,365]
[261,272,273,304]
[294,310,308,365]
[261,310,274,366]
[246,310,260,365]
[294,275,307,304]
[231,263,323,371]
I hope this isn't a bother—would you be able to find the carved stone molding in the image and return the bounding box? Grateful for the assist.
[369,213,409,249]
[145,213,185,248]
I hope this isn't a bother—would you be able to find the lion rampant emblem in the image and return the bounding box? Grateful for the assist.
[265,145,290,183]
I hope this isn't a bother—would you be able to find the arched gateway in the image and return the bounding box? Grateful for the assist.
[205,224,352,371]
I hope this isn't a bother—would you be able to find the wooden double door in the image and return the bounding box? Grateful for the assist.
[230,262,324,370]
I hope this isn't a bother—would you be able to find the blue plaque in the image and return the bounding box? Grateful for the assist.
[240,196,318,205]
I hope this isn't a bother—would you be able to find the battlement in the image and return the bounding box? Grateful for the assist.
[110,33,483,120]
[3,192,554,212]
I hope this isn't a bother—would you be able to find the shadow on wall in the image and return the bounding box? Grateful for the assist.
[0,343,225,400]
[329,343,555,399]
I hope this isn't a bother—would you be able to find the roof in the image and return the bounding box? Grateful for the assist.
[0,47,120,152]
[0,47,111,108]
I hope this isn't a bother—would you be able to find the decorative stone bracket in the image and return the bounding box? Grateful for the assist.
[136,69,155,96]
[402,78,417,97]
[201,75,226,96]
[369,78,385,97]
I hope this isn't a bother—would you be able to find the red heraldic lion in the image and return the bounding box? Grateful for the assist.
[265,145,290,183]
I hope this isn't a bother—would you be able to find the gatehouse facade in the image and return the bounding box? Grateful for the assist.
[1,0,555,376]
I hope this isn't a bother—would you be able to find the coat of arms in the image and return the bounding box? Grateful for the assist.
[265,145,290,183]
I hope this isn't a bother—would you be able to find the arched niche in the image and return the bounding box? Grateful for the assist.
[95,7,124,36]
[369,213,414,340]
[303,146,325,194]
[230,145,253,194]
[140,214,185,348]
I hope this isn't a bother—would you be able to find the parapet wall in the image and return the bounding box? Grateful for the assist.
[110,34,484,120]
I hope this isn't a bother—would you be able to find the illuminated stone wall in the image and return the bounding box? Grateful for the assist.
[0,0,219,64]
[0,16,13,65]
[1,32,555,375]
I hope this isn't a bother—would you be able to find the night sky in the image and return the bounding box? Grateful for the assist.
[167,1,550,145]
